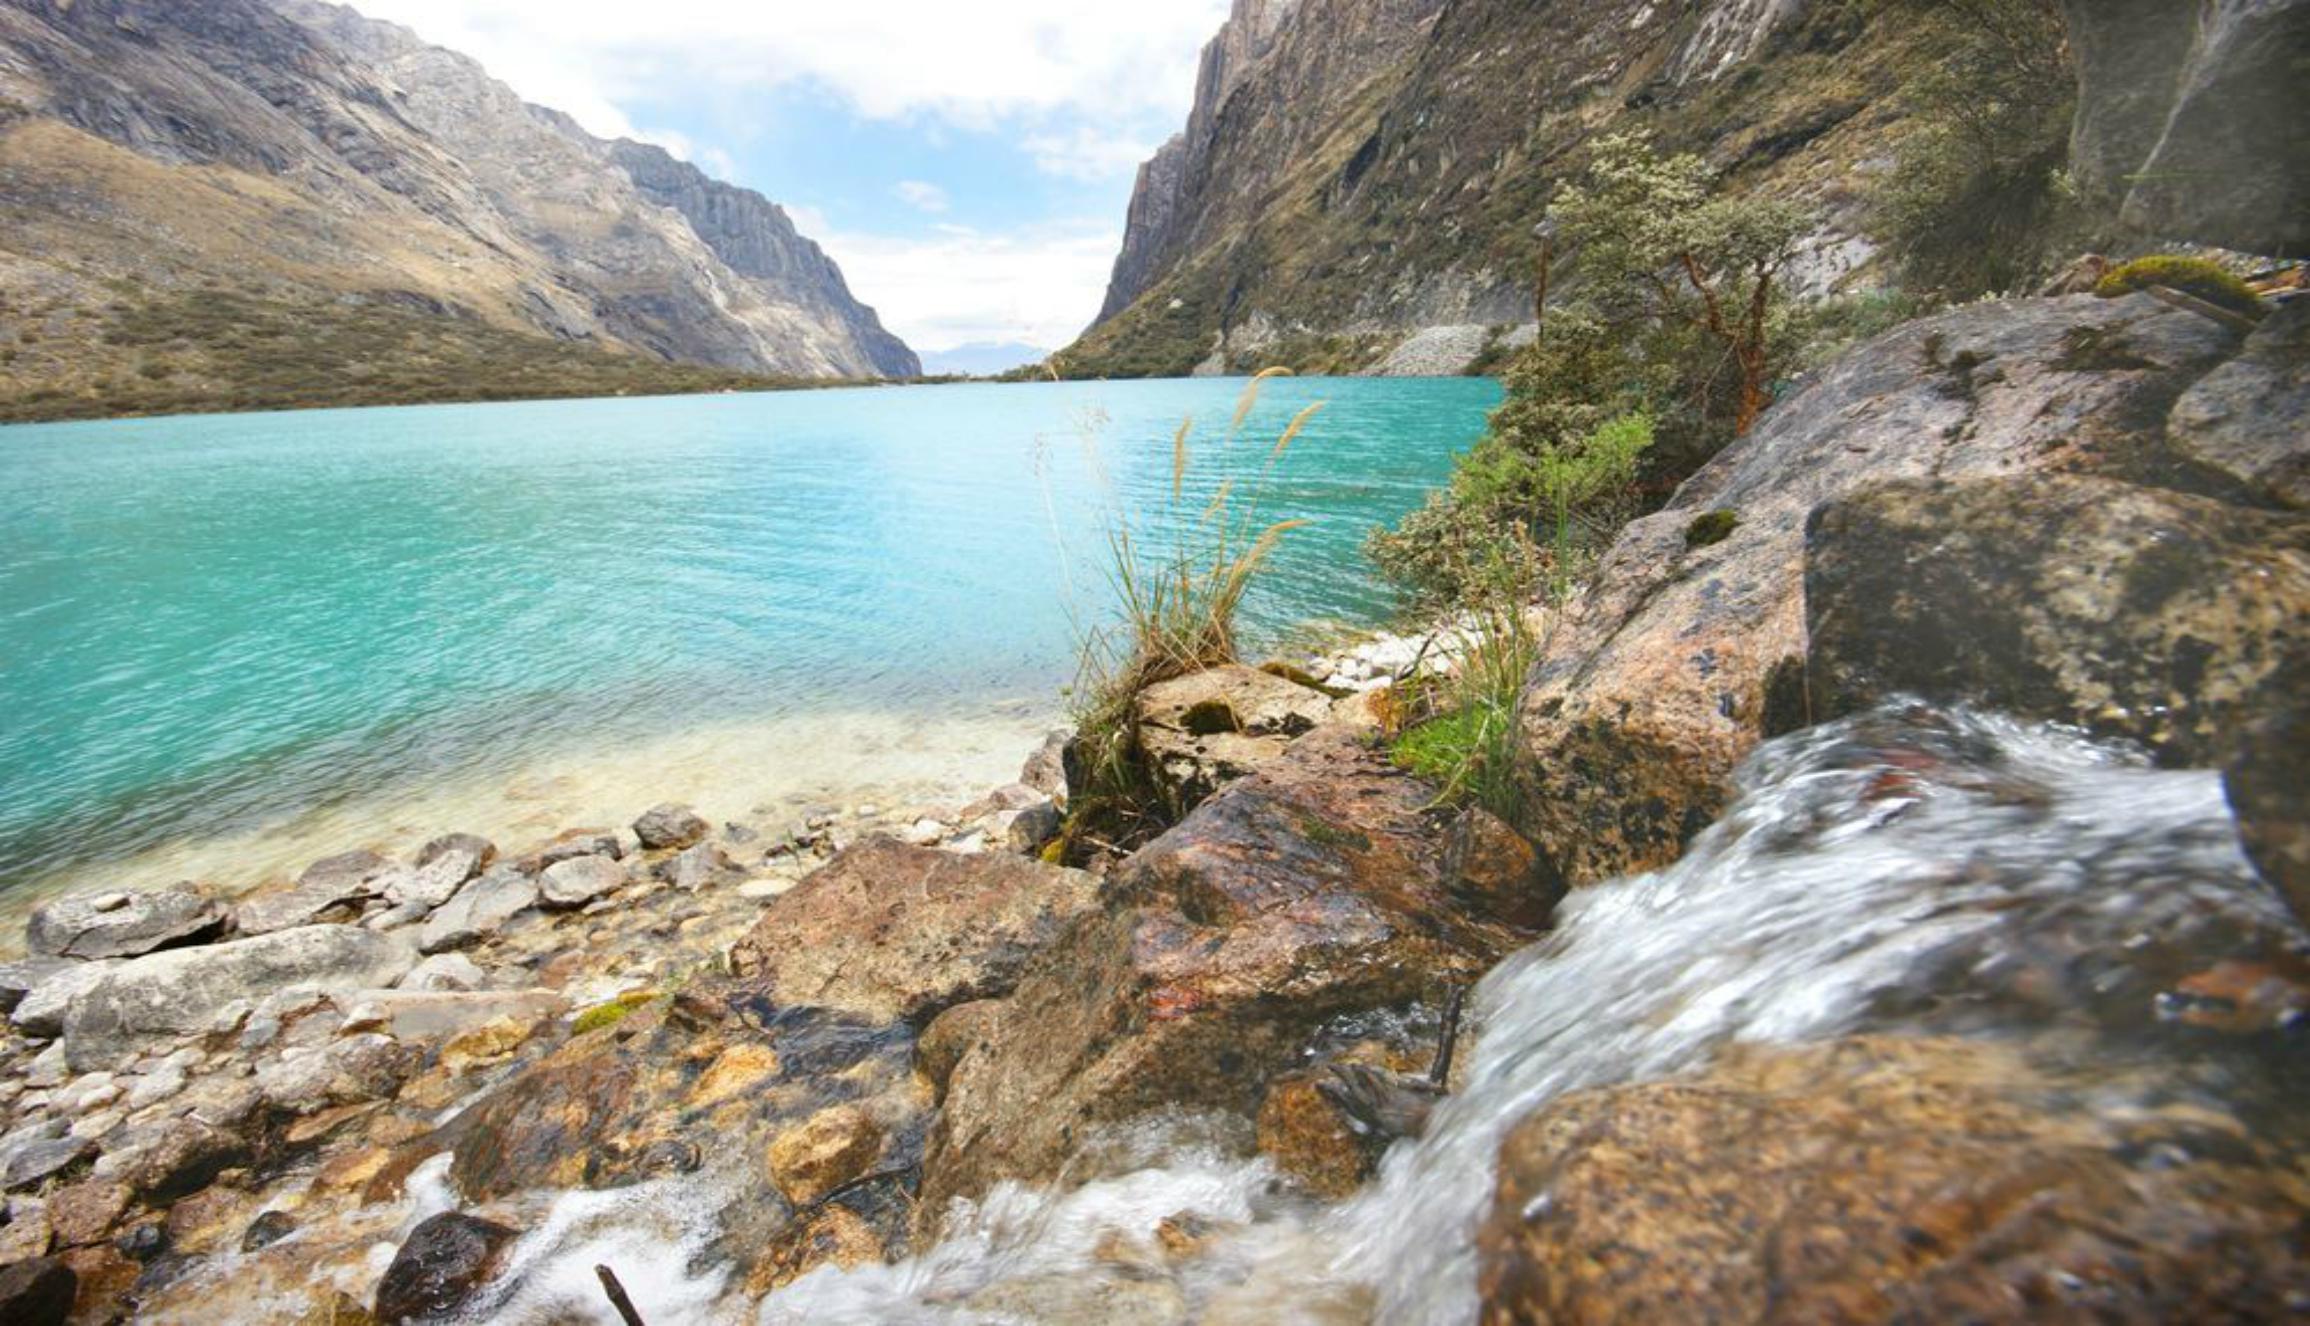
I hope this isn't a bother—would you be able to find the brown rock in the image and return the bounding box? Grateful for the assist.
[1255,1072,1375,1199]
[42,1182,128,1249]
[743,1204,886,1296]
[58,1244,135,1320]
[686,1043,781,1110]
[372,1211,517,1324]
[914,999,1003,1103]
[922,726,1543,1215]
[767,1105,883,1208]
[1519,294,2239,886]
[728,838,1101,1024]
[161,1184,257,1257]
[1132,663,1334,811]
[1478,1037,2310,1324]
[1804,475,2310,764]
[2226,654,2310,930]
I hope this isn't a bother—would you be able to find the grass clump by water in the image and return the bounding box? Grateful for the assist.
[1055,369,1319,862]
[1389,606,1539,820]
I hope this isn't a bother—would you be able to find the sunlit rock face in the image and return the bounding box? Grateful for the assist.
[0,0,917,378]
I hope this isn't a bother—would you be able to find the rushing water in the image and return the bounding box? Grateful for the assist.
[0,377,1497,906]
[750,703,2295,1324]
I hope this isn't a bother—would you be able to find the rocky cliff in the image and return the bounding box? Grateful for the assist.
[0,0,916,414]
[1064,0,1936,377]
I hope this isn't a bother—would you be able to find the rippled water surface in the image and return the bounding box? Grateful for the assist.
[0,377,1498,901]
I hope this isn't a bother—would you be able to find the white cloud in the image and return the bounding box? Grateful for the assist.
[893,180,950,214]
[352,1,1228,138]
[1021,126,1164,183]
[789,208,1118,353]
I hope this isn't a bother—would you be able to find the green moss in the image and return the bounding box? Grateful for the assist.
[1293,814,1373,853]
[572,990,659,1035]
[1684,509,1740,548]
[2095,256,2264,319]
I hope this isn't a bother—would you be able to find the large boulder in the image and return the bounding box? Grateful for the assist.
[2170,300,2310,509]
[728,838,1100,1025]
[60,927,416,1070]
[1517,294,2236,886]
[2062,0,2310,253]
[920,726,1547,1216]
[1804,475,2310,764]
[1479,1037,2310,1322]
[2226,655,2310,930]
[26,884,227,960]
[1130,663,1334,810]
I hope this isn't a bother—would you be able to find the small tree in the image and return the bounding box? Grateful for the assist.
[1548,131,1807,438]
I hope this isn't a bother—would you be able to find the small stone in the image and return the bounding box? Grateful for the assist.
[44,1181,129,1249]
[417,834,496,872]
[2,1137,93,1192]
[633,803,712,852]
[654,843,739,891]
[241,1209,296,1253]
[437,1017,531,1072]
[537,855,624,909]
[743,1204,884,1296]
[396,953,486,993]
[417,871,538,954]
[766,1104,883,1207]
[0,1196,51,1261]
[11,962,123,1039]
[900,818,948,847]
[0,960,74,1017]
[384,850,479,911]
[371,1212,518,1324]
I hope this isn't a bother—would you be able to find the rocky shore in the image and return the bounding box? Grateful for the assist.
[0,283,2304,1323]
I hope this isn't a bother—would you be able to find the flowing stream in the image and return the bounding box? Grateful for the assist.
[754,703,2295,1324]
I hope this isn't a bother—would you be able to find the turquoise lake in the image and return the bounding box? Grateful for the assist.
[0,376,1499,906]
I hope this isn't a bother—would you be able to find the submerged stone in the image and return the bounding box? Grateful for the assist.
[371,1211,516,1324]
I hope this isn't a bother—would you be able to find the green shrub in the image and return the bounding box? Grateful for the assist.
[2094,256,2264,319]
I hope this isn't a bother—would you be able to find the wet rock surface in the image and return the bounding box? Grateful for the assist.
[372,1211,517,1324]
[1518,293,2243,886]
[2170,300,2310,508]
[1805,474,2310,763]
[1479,1036,2310,1323]
[922,725,1545,1215]
[633,803,711,852]
[728,838,1101,1024]
[2227,655,2310,931]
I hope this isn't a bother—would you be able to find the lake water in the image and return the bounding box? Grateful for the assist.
[0,376,1498,912]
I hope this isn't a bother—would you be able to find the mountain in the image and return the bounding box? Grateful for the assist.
[0,0,916,421]
[1062,0,1927,378]
[916,341,1052,377]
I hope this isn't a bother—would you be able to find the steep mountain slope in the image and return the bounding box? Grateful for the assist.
[1065,0,1921,377]
[0,0,914,420]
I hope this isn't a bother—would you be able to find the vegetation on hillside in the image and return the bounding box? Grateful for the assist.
[1369,134,1800,607]
[0,285,829,425]
[1871,0,2081,299]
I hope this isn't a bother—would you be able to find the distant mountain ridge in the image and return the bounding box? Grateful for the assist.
[916,341,1052,377]
[0,0,917,407]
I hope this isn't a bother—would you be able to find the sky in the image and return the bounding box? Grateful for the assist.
[348,1,1233,355]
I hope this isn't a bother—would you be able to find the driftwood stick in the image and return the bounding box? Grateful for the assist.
[2140,283,2262,335]
[596,1264,646,1326]
[1430,985,1467,1087]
